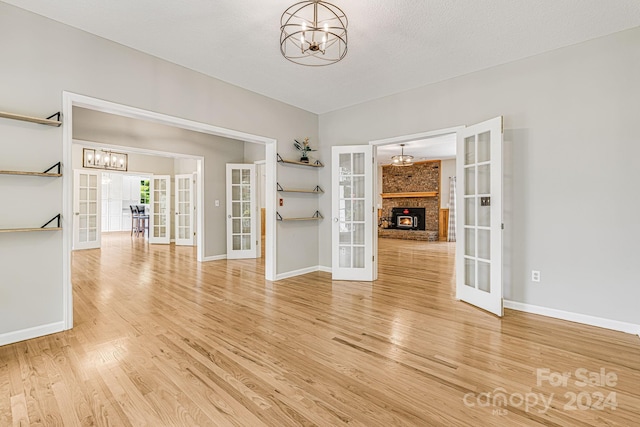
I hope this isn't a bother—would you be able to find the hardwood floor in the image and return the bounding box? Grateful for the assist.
[1,234,639,426]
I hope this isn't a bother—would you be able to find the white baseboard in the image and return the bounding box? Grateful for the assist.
[0,321,66,347]
[504,300,640,335]
[276,265,324,281]
[202,254,227,262]
[318,265,332,273]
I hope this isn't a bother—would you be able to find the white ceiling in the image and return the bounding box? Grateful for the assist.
[5,0,639,114]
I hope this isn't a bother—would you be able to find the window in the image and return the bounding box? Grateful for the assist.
[140,179,150,204]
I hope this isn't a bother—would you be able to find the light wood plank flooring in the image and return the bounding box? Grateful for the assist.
[1,234,639,426]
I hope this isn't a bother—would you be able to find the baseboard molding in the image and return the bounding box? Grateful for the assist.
[0,321,66,347]
[202,254,227,262]
[317,265,332,273]
[504,300,640,335]
[276,265,324,281]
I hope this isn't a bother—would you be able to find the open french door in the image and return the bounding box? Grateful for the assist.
[331,145,374,281]
[73,169,101,250]
[174,174,194,246]
[456,116,503,316]
[226,164,258,259]
[149,175,171,244]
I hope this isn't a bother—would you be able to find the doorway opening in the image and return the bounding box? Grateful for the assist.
[62,92,277,330]
[72,139,201,250]
[370,126,462,285]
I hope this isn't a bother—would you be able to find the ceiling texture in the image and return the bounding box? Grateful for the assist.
[4,0,640,114]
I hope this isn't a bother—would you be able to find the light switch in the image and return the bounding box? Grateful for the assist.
[215,200,220,207]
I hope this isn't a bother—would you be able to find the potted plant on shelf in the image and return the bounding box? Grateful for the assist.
[294,138,316,163]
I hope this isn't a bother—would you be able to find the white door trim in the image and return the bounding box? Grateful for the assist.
[62,92,278,330]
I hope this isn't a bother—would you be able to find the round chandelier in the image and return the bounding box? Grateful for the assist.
[280,0,348,66]
[391,144,414,167]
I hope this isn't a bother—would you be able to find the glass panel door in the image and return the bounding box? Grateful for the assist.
[226,164,257,259]
[149,175,171,244]
[73,169,101,250]
[175,174,194,246]
[456,117,503,316]
[332,145,374,281]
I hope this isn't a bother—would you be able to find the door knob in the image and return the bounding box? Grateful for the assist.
[334,217,339,222]
[228,214,232,218]
[75,212,80,216]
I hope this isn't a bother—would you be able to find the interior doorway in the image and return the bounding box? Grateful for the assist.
[61,92,278,330]
[370,126,462,287]
[71,140,202,250]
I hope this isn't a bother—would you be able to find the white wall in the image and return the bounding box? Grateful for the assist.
[318,27,640,326]
[0,3,318,340]
[440,159,456,209]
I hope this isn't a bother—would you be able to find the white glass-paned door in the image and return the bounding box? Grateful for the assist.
[73,169,101,250]
[149,175,171,244]
[175,174,194,246]
[226,164,257,259]
[456,117,503,316]
[332,145,374,281]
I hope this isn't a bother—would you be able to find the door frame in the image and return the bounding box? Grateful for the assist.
[369,126,464,281]
[62,92,278,330]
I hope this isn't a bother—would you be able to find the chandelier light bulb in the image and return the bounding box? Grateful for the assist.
[280,1,348,66]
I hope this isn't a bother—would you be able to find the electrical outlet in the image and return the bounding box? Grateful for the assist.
[531,270,541,282]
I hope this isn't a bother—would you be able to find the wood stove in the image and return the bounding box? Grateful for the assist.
[391,207,426,230]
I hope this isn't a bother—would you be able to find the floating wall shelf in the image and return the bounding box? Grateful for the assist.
[0,111,62,127]
[276,211,324,221]
[0,162,62,177]
[0,214,61,233]
[277,154,324,168]
[277,183,324,194]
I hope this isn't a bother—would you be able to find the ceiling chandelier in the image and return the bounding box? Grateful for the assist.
[391,144,414,167]
[83,148,128,172]
[280,0,348,66]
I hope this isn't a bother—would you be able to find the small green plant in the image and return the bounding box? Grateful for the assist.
[294,137,316,163]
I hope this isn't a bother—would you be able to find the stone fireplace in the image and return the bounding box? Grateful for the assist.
[379,160,440,241]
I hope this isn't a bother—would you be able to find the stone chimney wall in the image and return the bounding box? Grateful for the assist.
[381,160,440,232]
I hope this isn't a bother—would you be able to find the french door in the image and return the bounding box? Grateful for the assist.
[456,116,503,316]
[226,164,257,259]
[149,175,171,244]
[174,174,194,246]
[331,145,374,281]
[73,169,101,250]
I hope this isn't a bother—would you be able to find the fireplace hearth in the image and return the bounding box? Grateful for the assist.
[390,207,426,230]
